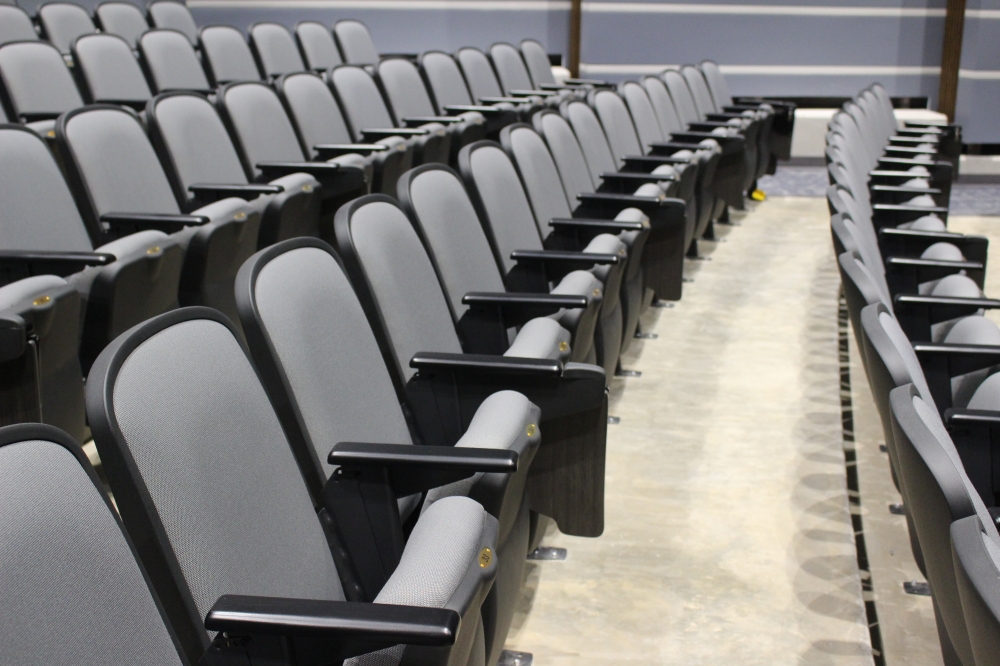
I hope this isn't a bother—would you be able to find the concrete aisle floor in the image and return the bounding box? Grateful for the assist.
[504,197,873,665]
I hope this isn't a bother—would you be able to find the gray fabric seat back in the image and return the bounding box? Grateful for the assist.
[38,3,96,54]
[456,47,504,101]
[249,22,305,79]
[60,106,181,217]
[0,428,184,666]
[377,57,436,118]
[329,65,396,131]
[73,33,152,106]
[0,126,93,251]
[642,75,686,134]
[89,312,344,656]
[139,29,210,92]
[333,19,378,66]
[681,65,717,117]
[95,2,149,48]
[295,21,342,72]
[533,110,596,196]
[340,198,465,379]
[419,51,474,109]
[245,242,414,480]
[951,514,1000,666]
[861,304,934,407]
[400,166,508,316]
[275,72,352,158]
[149,93,250,204]
[661,70,700,126]
[562,100,618,186]
[461,142,544,271]
[0,6,39,47]
[147,0,198,45]
[699,61,733,108]
[218,82,306,176]
[199,25,261,85]
[520,39,555,86]
[0,41,83,121]
[489,42,533,95]
[591,89,644,168]
[504,125,573,236]
[621,81,666,147]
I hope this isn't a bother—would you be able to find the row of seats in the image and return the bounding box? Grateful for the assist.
[829,84,1000,666]
[0,2,793,664]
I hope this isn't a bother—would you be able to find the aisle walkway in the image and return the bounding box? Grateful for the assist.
[505,197,873,665]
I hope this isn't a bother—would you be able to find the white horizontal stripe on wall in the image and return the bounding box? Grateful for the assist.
[190,0,570,10]
[964,9,1000,19]
[959,69,1000,80]
[580,64,941,76]
[583,3,946,18]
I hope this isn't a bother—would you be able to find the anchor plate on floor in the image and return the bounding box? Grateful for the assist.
[527,547,567,561]
[498,651,533,666]
[903,581,931,596]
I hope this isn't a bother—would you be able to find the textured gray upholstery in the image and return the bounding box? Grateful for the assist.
[139,29,210,92]
[277,72,353,154]
[420,51,474,109]
[520,39,555,87]
[488,43,533,95]
[220,82,306,175]
[110,318,345,620]
[74,34,152,105]
[151,94,249,195]
[0,42,83,120]
[700,61,732,108]
[621,82,666,146]
[199,25,261,85]
[253,246,413,478]
[0,438,182,666]
[378,58,436,118]
[249,22,305,78]
[562,101,618,186]
[591,90,643,169]
[64,107,181,215]
[642,76,686,134]
[506,126,574,236]
[296,21,341,71]
[0,6,38,46]
[333,19,379,66]
[95,2,149,47]
[661,70,701,126]
[147,0,198,45]
[0,127,93,251]
[504,317,571,361]
[681,66,716,119]
[407,168,508,316]
[467,144,544,271]
[535,111,595,195]
[873,309,934,405]
[456,47,504,101]
[350,200,464,378]
[329,65,396,131]
[38,3,96,54]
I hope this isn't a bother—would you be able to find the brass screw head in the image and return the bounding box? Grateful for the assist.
[526,423,537,437]
[558,341,569,352]
[32,295,51,306]
[145,246,161,255]
[592,288,601,297]
[234,211,247,221]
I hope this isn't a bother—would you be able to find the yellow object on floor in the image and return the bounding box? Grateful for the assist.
[751,189,767,201]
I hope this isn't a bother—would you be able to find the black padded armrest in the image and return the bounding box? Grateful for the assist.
[885,145,937,155]
[329,442,517,474]
[188,183,283,202]
[256,162,367,199]
[462,291,588,309]
[314,143,389,157]
[538,83,569,90]
[601,172,675,185]
[890,135,939,144]
[874,203,948,215]
[565,77,611,86]
[380,52,419,61]
[360,128,429,140]
[100,212,208,231]
[575,193,685,229]
[886,256,981,278]
[443,104,500,115]
[479,96,526,104]
[411,351,563,376]
[905,120,953,129]
[945,409,1000,428]
[401,116,462,126]
[667,132,743,148]
[878,228,988,265]
[872,184,942,196]
[0,250,115,277]
[549,217,645,232]
[870,169,937,180]
[257,161,340,178]
[705,112,746,122]
[914,343,1000,376]
[510,249,621,266]
[878,156,951,168]
[895,294,1000,315]
[509,89,555,97]
[203,595,458,662]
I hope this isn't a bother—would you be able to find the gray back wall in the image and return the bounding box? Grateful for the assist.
[184,0,998,142]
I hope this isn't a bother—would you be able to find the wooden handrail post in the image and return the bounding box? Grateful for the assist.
[938,0,967,121]
[568,0,582,78]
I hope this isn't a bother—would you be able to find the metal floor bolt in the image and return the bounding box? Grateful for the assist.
[527,547,567,561]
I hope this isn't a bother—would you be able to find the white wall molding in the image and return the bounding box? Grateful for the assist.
[190,0,570,10]
[959,69,1000,80]
[583,3,946,18]
[580,64,941,76]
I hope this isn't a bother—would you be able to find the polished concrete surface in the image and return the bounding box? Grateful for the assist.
[505,197,874,665]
